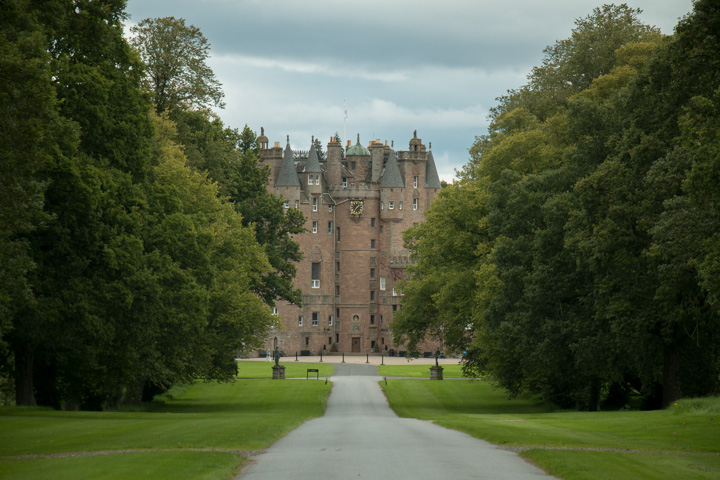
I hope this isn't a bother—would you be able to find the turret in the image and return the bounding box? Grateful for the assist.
[326,135,342,187]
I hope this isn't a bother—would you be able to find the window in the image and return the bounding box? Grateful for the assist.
[336,333,339,343]
[283,201,289,209]
[389,201,394,210]
[380,315,383,324]
[336,227,341,241]
[413,176,418,188]
[298,316,303,326]
[370,268,375,278]
[381,201,384,210]
[336,285,340,295]
[328,205,333,212]
[295,200,299,208]
[328,221,333,234]
[351,161,356,170]
[315,175,320,185]
[413,198,418,210]
[312,312,318,326]
[370,315,375,325]
[312,221,318,233]
[311,262,320,288]
[336,261,340,272]
[312,197,318,211]
[328,315,333,326]
[380,225,383,233]
[370,218,376,227]
[392,287,398,296]
[353,315,359,322]
[380,277,386,290]
[329,337,332,344]
[273,307,279,315]
[305,337,309,346]
[370,239,375,249]
[371,340,376,349]
[370,291,375,300]
[342,178,348,187]
[399,201,403,210]
[308,175,313,185]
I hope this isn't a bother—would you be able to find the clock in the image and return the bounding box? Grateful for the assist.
[349,199,364,216]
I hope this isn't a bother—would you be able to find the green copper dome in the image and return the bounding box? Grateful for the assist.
[347,134,370,156]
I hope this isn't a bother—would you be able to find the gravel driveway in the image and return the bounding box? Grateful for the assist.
[238,363,556,479]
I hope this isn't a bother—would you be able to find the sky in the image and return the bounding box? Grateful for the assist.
[124,0,694,182]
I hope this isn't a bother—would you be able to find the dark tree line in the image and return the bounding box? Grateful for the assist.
[0,1,301,409]
[394,2,720,410]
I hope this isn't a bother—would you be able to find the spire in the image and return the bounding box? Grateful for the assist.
[305,140,322,173]
[380,149,404,188]
[275,135,301,187]
[425,150,442,189]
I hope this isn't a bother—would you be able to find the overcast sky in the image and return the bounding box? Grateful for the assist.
[124,0,694,182]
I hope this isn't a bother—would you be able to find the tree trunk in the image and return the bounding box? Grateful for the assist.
[14,344,36,406]
[662,344,682,408]
[588,378,602,412]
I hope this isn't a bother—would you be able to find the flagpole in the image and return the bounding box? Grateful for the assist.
[343,99,347,153]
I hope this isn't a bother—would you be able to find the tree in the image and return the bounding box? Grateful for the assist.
[491,4,661,122]
[130,16,225,114]
[1,1,274,410]
[170,111,305,306]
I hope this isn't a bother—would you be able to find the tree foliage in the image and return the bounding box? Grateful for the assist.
[130,16,225,114]
[395,1,720,410]
[0,1,274,410]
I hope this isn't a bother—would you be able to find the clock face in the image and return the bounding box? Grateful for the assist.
[349,200,364,216]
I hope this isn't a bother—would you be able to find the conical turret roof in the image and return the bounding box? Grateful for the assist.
[380,149,404,188]
[275,136,301,187]
[425,150,442,188]
[305,141,322,173]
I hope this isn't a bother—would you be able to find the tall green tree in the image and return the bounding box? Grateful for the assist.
[171,111,305,306]
[130,16,225,114]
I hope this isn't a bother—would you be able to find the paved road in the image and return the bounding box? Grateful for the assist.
[238,363,555,479]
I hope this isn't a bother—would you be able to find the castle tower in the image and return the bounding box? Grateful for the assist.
[274,135,301,208]
[326,135,342,186]
[346,134,371,184]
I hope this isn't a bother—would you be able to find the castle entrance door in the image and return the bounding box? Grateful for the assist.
[351,337,361,353]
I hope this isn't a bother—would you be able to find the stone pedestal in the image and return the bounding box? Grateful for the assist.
[430,365,444,380]
[272,365,286,379]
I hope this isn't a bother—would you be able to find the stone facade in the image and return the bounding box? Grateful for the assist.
[258,130,442,355]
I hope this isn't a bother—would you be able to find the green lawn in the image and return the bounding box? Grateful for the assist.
[377,363,466,378]
[381,379,720,480]
[0,451,241,480]
[236,360,334,378]
[0,378,331,480]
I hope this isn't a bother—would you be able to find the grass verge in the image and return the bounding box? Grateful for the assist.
[0,451,242,480]
[0,378,331,479]
[236,360,334,378]
[377,363,466,378]
[381,379,720,480]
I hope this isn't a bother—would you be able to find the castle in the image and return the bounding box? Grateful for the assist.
[258,130,442,355]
